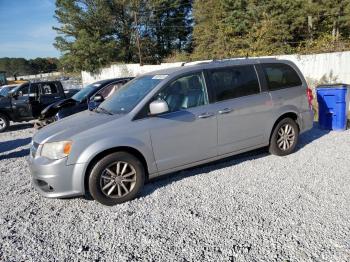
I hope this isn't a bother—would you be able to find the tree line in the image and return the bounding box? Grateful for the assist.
[4,0,350,75]
[54,0,193,72]
[192,0,350,60]
[0,57,59,77]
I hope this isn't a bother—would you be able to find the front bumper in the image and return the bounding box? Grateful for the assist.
[28,156,86,198]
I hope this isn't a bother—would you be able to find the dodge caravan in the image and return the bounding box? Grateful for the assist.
[29,59,314,206]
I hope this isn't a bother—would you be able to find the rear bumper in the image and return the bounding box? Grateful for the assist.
[28,156,86,198]
[299,109,314,133]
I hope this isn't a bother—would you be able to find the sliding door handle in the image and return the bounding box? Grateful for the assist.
[218,108,234,114]
[198,112,215,119]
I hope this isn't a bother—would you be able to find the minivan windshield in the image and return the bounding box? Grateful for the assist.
[98,75,165,114]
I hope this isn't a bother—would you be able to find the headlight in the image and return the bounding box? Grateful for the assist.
[40,141,72,160]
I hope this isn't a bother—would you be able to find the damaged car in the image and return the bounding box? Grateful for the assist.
[36,77,132,128]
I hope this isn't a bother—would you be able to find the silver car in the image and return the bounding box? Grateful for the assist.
[29,59,314,205]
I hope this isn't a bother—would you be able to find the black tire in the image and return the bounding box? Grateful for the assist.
[88,152,145,206]
[269,117,299,156]
[0,113,9,133]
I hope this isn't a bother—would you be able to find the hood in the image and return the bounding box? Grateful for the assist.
[33,110,123,144]
[40,98,77,118]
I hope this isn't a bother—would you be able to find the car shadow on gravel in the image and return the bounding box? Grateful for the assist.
[142,147,270,197]
[69,123,332,202]
[142,123,330,198]
[0,149,30,160]
[0,137,31,155]
[296,122,330,151]
[7,123,33,132]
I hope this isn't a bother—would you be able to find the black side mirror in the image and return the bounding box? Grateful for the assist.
[93,94,104,103]
[12,93,19,99]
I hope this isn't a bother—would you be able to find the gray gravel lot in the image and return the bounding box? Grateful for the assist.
[0,122,349,261]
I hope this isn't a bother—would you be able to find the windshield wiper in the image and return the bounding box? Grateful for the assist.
[94,107,113,115]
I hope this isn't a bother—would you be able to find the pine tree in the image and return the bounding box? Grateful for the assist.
[192,0,226,59]
[54,0,116,72]
[137,0,193,63]
[192,0,311,58]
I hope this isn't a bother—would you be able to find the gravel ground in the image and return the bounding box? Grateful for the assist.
[0,122,349,261]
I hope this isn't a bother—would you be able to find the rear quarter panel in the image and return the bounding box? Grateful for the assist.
[263,60,313,134]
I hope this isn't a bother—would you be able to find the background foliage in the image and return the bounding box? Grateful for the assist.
[2,0,350,74]
[0,57,59,77]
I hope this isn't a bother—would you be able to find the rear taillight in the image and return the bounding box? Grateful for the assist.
[307,87,313,108]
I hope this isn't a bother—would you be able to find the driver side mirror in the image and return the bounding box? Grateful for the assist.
[93,94,104,103]
[149,99,169,115]
[12,93,19,99]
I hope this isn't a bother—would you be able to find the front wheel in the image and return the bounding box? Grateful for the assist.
[269,118,299,156]
[0,113,9,133]
[88,152,145,206]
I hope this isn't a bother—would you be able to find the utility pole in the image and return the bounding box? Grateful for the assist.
[134,11,143,66]
[308,15,313,40]
[307,0,313,41]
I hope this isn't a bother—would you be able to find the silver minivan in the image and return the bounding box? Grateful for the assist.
[29,59,314,205]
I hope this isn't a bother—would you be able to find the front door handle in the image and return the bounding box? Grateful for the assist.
[218,108,234,114]
[198,112,215,119]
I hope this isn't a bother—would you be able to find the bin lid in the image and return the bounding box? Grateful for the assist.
[316,83,349,89]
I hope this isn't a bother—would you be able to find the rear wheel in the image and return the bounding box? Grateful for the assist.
[88,152,145,206]
[269,118,299,156]
[0,113,9,133]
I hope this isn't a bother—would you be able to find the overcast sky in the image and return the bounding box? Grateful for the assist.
[0,0,60,58]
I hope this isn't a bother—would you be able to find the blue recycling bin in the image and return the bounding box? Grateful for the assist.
[316,84,350,131]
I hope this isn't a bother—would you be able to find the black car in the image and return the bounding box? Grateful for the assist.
[0,81,79,132]
[37,77,133,128]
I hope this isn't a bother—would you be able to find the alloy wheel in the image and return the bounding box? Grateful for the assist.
[0,118,6,129]
[99,161,137,198]
[277,123,296,151]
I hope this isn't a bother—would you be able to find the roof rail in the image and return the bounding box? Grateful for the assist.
[181,60,213,67]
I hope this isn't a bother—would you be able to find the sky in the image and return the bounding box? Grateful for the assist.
[0,0,60,58]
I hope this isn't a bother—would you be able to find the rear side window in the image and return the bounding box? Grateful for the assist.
[208,65,260,102]
[262,63,302,91]
[40,83,59,95]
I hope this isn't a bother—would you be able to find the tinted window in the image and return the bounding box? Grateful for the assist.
[154,73,208,112]
[17,84,29,97]
[208,65,260,101]
[72,83,99,102]
[262,63,302,90]
[40,83,58,95]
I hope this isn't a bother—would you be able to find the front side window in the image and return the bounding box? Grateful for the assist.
[99,75,165,114]
[262,63,302,91]
[154,73,208,113]
[17,84,29,97]
[208,65,260,102]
